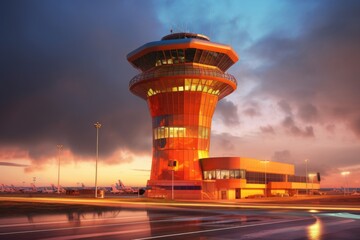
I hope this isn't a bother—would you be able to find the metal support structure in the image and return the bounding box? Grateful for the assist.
[261,160,269,197]
[56,144,63,194]
[305,159,308,195]
[172,170,174,200]
[308,173,316,195]
[341,171,350,196]
[94,122,102,198]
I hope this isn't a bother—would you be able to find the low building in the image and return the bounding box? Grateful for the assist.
[201,157,320,200]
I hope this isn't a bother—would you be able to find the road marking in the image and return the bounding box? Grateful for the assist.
[40,228,148,240]
[0,215,218,236]
[320,212,360,219]
[238,219,355,239]
[0,215,148,228]
[134,217,312,240]
[2,196,360,211]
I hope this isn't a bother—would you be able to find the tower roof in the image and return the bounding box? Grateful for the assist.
[161,32,210,41]
[127,33,238,72]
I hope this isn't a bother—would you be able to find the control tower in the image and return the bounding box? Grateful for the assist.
[127,32,238,199]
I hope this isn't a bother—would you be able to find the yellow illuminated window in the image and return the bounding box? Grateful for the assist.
[160,127,165,138]
[164,127,169,138]
[153,126,187,139]
[169,127,174,137]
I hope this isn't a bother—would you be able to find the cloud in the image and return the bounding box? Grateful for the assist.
[272,150,292,163]
[0,1,161,166]
[278,100,292,116]
[0,162,28,167]
[282,116,314,138]
[215,99,240,126]
[247,0,360,140]
[242,101,261,117]
[351,117,360,139]
[260,125,275,134]
[297,103,318,123]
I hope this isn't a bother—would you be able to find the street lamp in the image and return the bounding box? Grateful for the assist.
[168,160,177,200]
[94,122,102,198]
[305,159,308,195]
[56,144,63,194]
[341,171,350,196]
[308,173,316,195]
[261,160,270,197]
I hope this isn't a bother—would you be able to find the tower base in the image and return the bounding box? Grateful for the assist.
[145,180,203,200]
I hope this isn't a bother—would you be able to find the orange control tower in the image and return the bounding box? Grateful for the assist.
[127,33,238,199]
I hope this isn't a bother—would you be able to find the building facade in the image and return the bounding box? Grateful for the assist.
[127,33,319,200]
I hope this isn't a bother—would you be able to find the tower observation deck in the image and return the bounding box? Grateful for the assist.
[127,32,238,199]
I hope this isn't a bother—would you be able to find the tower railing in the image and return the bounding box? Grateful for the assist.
[129,65,237,88]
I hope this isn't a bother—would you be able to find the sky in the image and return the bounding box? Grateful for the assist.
[1,0,359,188]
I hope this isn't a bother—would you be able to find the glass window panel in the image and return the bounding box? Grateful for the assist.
[164,50,171,59]
[203,171,208,180]
[229,170,235,179]
[185,48,196,62]
[169,127,174,138]
[164,127,169,138]
[159,127,165,138]
[221,170,229,179]
[216,170,221,179]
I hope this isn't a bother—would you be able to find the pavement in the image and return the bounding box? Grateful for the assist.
[0,195,359,239]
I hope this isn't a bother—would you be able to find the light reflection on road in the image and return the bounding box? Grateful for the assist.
[307,216,322,240]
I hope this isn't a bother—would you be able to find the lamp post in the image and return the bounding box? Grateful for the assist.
[94,122,102,198]
[341,171,350,196]
[172,169,174,200]
[261,160,269,197]
[56,144,63,194]
[168,160,177,200]
[305,159,308,195]
[308,173,316,195]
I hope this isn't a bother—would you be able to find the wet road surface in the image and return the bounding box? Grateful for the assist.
[0,205,359,239]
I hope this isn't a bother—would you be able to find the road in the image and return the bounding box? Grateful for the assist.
[0,198,359,239]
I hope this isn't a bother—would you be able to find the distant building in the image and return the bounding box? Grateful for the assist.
[127,32,319,200]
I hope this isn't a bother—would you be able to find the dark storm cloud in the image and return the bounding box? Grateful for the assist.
[242,101,261,117]
[0,1,162,165]
[0,162,28,167]
[282,116,314,138]
[297,103,318,123]
[278,100,292,116]
[211,133,238,154]
[272,150,292,164]
[248,0,360,140]
[215,99,240,126]
[260,125,275,134]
